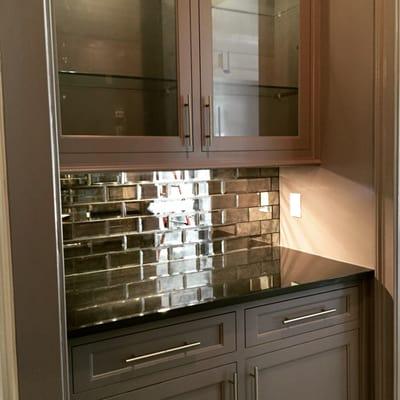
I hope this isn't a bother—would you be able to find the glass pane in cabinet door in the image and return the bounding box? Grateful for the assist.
[54,0,178,137]
[211,0,299,137]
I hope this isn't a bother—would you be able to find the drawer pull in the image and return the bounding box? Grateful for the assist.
[229,372,238,400]
[125,342,201,364]
[283,308,337,325]
[250,366,259,400]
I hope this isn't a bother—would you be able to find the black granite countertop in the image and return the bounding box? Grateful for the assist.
[67,247,373,338]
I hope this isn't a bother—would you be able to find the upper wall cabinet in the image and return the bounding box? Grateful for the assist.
[52,0,320,170]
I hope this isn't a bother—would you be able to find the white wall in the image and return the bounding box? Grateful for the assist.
[280,0,375,268]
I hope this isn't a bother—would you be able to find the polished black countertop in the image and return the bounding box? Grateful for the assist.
[67,247,373,338]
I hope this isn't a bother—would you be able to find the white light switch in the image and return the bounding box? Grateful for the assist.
[290,193,302,218]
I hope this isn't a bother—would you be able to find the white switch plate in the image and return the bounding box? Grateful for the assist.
[290,193,302,218]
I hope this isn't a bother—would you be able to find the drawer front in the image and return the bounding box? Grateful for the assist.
[245,287,359,348]
[72,312,236,394]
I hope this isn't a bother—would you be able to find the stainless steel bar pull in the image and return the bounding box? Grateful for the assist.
[203,95,213,147]
[229,372,238,400]
[251,366,259,400]
[125,341,201,364]
[283,308,337,325]
[183,94,193,148]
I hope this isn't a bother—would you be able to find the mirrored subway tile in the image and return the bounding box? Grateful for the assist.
[211,168,236,180]
[109,250,141,268]
[250,275,278,291]
[69,187,106,205]
[247,178,272,193]
[211,225,237,239]
[184,228,210,243]
[143,263,169,279]
[107,218,138,235]
[266,191,279,205]
[250,235,272,247]
[156,231,183,247]
[90,172,121,185]
[142,248,168,265]
[68,307,108,330]
[224,179,248,194]
[237,193,260,208]
[198,181,222,195]
[224,208,249,224]
[108,298,143,321]
[271,177,279,191]
[184,169,211,181]
[141,216,165,232]
[237,168,260,178]
[126,172,155,183]
[223,237,250,253]
[127,233,155,250]
[64,206,89,222]
[157,170,183,182]
[168,183,195,198]
[236,262,263,280]
[261,219,280,234]
[260,168,279,177]
[91,237,125,255]
[211,194,236,210]
[64,242,91,258]
[236,221,261,237]
[63,224,73,240]
[158,274,184,293]
[248,247,273,264]
[199,241,223,257]
[249,206,272,221]
[199,286,214,301]
[139,184,159,200]
[184,270,212,289]
[128,279,157,298]
[169,244,197,261]
[199,254,224,270]
[168,214,197,230]
[272,205,280,219]
[199,210,223,226]
[66,255,108,275]
[60,173,89,189]
[108,266,142,285]
[125,201,151,217]
[144,294,170,313]
[108,185,137,201]
[65,270,109,291]
[71,221,106,239]
[225,279,252,296]
[170,288,199,307]
[224,250,249,268]
[169,259,198,275]
[212,266,238,284]
[89,203,124,220]
[272,233,280,246]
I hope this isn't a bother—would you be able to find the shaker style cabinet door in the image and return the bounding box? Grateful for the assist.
[246,331,359,400]
[54,0,193,154]
[106,364,237,400]
[198,0,318,154]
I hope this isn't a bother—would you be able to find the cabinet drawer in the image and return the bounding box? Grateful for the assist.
[72,313,236,394]
[245,287,359,348]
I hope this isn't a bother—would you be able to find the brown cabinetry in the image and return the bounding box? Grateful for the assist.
[52,0,321,170]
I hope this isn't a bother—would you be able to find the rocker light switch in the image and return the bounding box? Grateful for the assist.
[290,193,302,218]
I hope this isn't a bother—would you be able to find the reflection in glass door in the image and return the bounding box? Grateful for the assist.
[210,0,300,138]
[54,0,180,137]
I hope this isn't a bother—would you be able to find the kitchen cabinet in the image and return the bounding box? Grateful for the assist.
[52,0,321,170]
[68,282,370,400]
[246,331,359,400]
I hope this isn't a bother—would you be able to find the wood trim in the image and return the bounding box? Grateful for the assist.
[0,53,19,400]
[374,0,398,399]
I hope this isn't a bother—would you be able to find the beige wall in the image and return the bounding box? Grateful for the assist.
[280,0,375,268]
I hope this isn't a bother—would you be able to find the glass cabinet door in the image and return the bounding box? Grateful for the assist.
[54,0,193,153]
[199,0,313,152]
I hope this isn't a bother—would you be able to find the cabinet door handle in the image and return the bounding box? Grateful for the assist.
[203,95,213,147]
[250,366,259,400]
[283,308,337,325]
[183,94,193,148]
[229,372,238,400]
[125,341,201,364]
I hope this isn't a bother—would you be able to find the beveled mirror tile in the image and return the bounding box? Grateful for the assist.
[63,224,73,240]
[125,201,150,216]
[67,255,108,275]
[211,194,236,210]
[141,216,164,232]
[236,221,261,236]
[248,247,273,263]
[271,177,279,190]
[108,266,142,285]
[212,266,238,284]
[224,237,249,252]
[184,169,211,181]
[61,174,89,189]
[169,259,198,274]
[224,208,249,224]
[142,248,168,264]
[156,231,183,246]
[224,250,248,267]
[108,186,137,201]
[237,193,260,208]
[90,203,123,220]
[158,274,184,293]
[144,294,170,312]
[70,187,105,204]
[109,251,141,268]
[127,233,155,250]
[128,279,158,298]
[272,205,280,219]
[126,172,155,183]
[157,171,183,182]
[272,233,280,246]
[108,218,138,235]
[168,183,195,198]
[224,180,248,193]
[169,214,197,230]
[72,221,106,239]
[184,228,210,243]
[247,178,272,193]
[249,207,272,221]
[170,288,198,307]
[199,286,214,301]
[198,255,224,270]
[261,219,280,234]
[65,271,109,291]
[260,168,279,177]
[91,237,125,255]
[211,225,236,239]
[91,173,121,185]
[211,169,236,180]
[140,184,159,199]
[109,299,143,320]
[143,263,169,279]
[64,242,91,259]
[199,241,223,256]
[267,191,279,205]
[169,244,197,261]
[185,271,211,289]
[237,168,260,178]
[67,285,125,309]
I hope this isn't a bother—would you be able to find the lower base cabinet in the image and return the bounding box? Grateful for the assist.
[106,364,237,400]
[246,331,359,400]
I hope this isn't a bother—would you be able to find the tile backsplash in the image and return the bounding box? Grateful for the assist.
[61,168,280,329]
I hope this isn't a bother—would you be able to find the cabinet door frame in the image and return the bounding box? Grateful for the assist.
[56,0,194,154]
[198,0,319,153]
[246,331,359,400]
